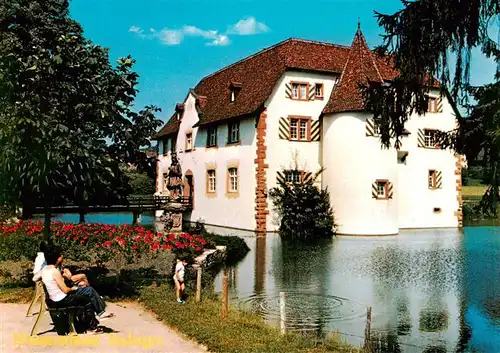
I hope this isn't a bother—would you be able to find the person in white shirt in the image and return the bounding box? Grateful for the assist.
[173,258,188,303]
[41,246,100,333]
[32,241,48,282]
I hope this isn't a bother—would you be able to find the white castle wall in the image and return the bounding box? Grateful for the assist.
[397,89,459,229]
[264,70,339,231]
[322,111,399,235]
[156,92,257,231]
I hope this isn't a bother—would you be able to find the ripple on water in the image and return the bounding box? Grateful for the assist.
[233,292,367,331]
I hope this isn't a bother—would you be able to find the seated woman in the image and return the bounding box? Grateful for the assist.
[54,248,114,321]
[41,247,100,333]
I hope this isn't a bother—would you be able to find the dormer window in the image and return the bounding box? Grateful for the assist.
[229,82,242,103]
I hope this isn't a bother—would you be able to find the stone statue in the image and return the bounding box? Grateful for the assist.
[166,153,183,200]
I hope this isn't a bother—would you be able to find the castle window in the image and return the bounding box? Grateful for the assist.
[228,167,239,193]
[228,122,240,144]
[185,133,193,151]
[291,82,308,100]
[315,83,324,99]
[285,170,302,184]
[289,117,310,141]
[428,96,438,113]
[424,129,438,148]
[376,180,388,199]
[170,137,176,153]
[207,126,217,147]
[428,170,437,189]
[207,170,216,193]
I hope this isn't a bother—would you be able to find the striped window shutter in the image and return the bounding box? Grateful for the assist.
[417,129,425,148]
[276,171,285,184]
[366,118,376,136]
[302,172,313,184]
[371,181,378,199]
[388,182,394,199]
[279,117,290,140]
[285,83,292,99]
[311,120,321,141]
[437,96,443,113]
[436,171,443,188]
[308,83,315,101]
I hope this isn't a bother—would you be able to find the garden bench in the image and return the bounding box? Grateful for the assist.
[27,281,84,336]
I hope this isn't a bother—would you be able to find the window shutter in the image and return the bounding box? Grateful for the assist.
[279,117,290,140]
[371,181,378,198]
[437,96,443,113]
[308,83,315,101]
[366,118,376,136]
[417,129,425,148]
[276,171,285,184]
[388,182,394,199]
[285,83,292,99]
[302,172,313,184]
[436,171,443,188]
[311,120,321,141]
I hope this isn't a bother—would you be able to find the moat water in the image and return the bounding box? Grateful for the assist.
[33,213,499,352]
[214,228,500,353]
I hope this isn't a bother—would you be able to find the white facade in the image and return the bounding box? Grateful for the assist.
[156,92,258,231]
[156,77,460,235]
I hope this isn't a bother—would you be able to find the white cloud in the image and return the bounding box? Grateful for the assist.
[130,17,269,46]
[129,25,145,37]
[228,17,269,35]
[157,29,184,45]
[208,35,230,46]
[183,25,218,39]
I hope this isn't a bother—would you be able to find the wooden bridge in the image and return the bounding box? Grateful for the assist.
[31,195,192,223]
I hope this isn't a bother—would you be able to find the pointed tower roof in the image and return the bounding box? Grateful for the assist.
[323,25,384,114]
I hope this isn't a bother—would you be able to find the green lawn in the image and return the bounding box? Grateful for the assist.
[462,185,487,199]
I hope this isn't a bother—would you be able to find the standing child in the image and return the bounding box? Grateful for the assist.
[173,258,188,303]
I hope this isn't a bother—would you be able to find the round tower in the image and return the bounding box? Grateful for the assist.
[322,112,398,235]
[321,25,398,235]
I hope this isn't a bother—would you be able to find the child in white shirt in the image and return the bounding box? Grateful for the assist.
[32,241,48,282]
[173,258,188,303]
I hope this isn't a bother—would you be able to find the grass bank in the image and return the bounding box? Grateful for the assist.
[140,285,359,353]
[0,285,359,353]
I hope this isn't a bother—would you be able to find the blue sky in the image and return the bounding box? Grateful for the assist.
[69,0,497,123]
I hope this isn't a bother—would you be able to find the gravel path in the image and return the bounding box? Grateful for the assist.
[0,302,206,353]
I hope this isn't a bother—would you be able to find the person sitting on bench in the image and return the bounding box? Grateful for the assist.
[54,247,114,321]
[41,247,101,333]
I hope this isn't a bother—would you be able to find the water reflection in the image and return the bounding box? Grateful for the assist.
[215,227,500,352]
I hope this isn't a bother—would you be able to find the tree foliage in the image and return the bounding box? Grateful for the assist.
[0,0,162,239]
[124,167,156,196]
[365,0,500,214]
[269,170,336,243]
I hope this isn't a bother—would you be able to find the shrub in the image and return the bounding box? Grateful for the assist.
[269,169,336,242]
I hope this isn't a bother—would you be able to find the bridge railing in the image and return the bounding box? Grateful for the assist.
[30,194,193,211]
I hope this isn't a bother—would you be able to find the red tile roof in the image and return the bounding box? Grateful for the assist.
[154,28,402,138]
[323,27,383,114]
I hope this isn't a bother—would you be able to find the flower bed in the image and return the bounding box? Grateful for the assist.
[0,221,209,264]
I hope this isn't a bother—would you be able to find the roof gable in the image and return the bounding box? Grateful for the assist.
[323,27,384,114]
